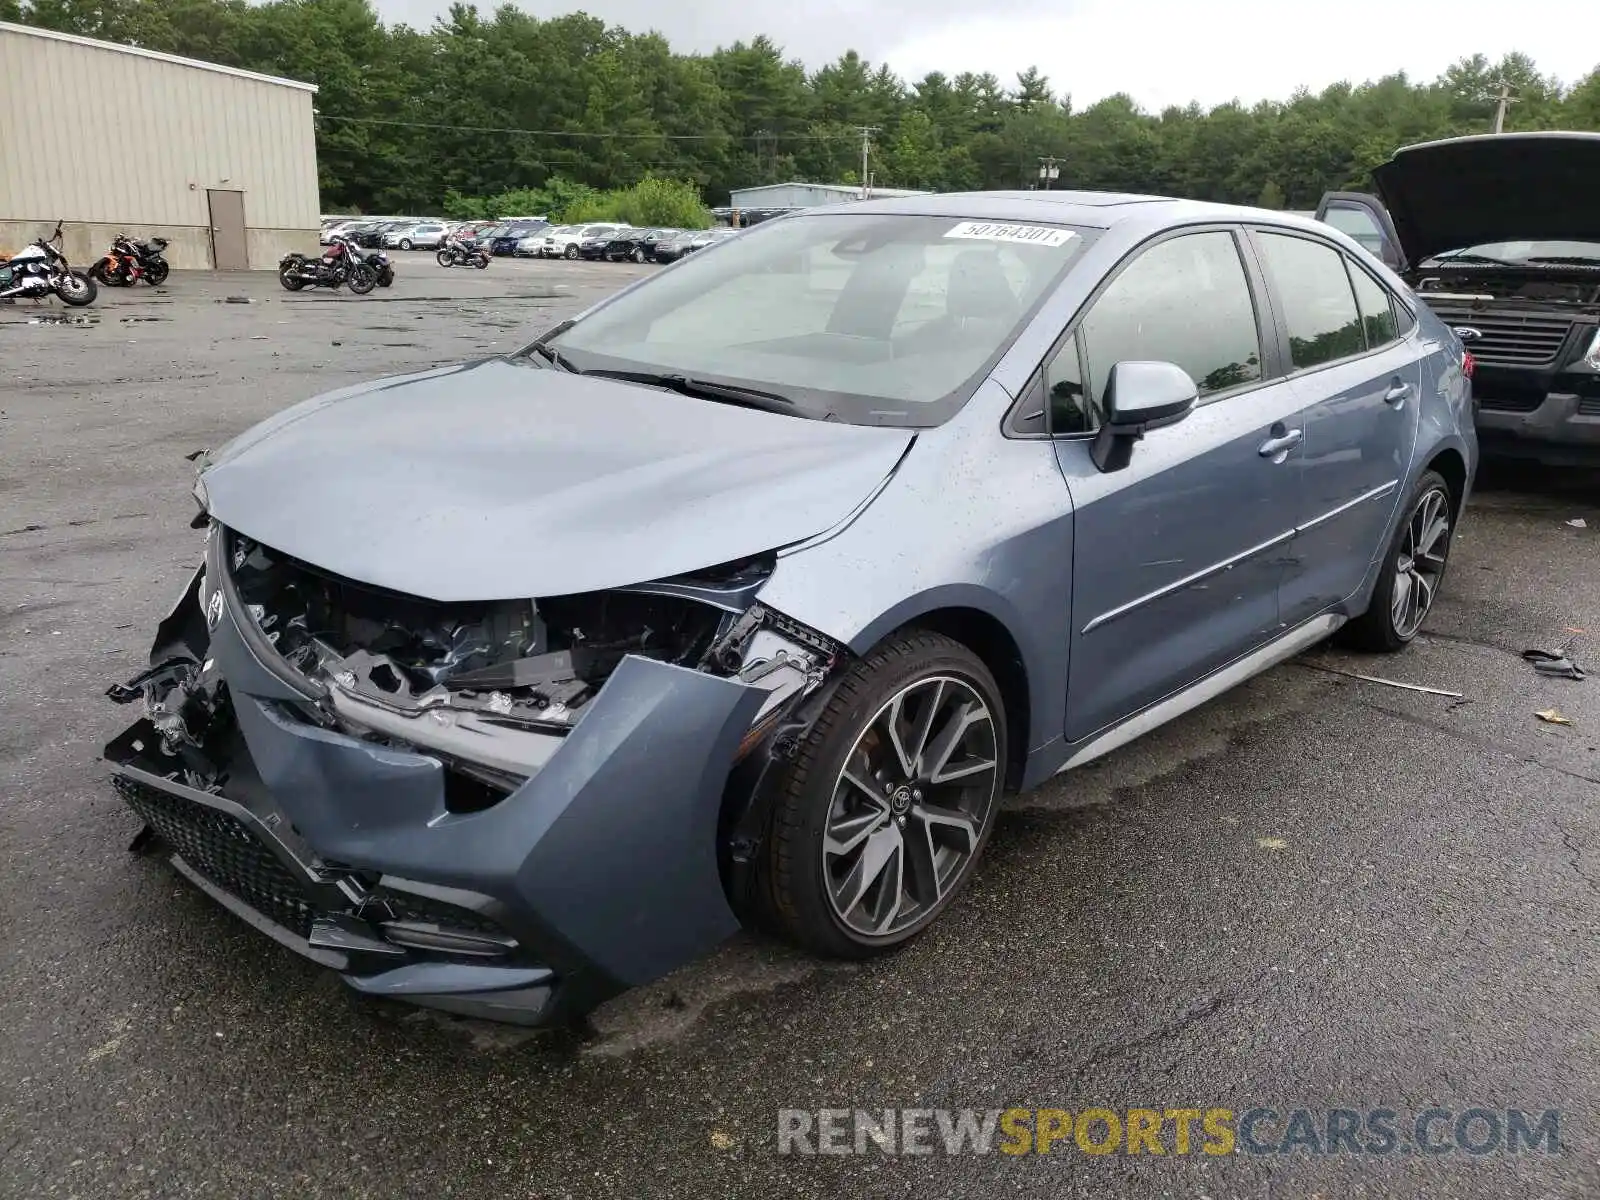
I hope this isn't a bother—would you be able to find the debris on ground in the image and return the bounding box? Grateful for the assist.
[1522,648,1586,681]
[1534,709,1573,726]
[1256,837,1288,851]
[1297,661,1463,697]
[1567,518,1588,529]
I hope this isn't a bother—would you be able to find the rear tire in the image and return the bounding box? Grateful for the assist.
[760,630,1006,959]
[474,255,488,269]
[278,259,306,291]
[631,247,646,263]
[1340,470,1455,653]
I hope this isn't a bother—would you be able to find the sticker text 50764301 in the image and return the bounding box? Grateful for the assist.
[944,221,1077,248]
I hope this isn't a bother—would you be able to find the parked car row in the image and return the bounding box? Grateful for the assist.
[319,213,746,266]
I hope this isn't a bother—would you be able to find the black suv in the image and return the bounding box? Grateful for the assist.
[1321,133,1600,465]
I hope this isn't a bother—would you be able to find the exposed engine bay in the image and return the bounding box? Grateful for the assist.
[1412,267,1600,312]
[111,526,842,803]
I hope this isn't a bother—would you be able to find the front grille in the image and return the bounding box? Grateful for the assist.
[116,776,318,937]
[1431,309,1574,366]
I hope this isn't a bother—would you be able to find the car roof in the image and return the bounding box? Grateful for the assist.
[807,190,1337,236]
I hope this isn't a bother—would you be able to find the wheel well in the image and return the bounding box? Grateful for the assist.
[1427,448,1467,519]
[896,608,1030,791]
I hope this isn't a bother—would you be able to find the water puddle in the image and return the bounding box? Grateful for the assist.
[26,313,99,325]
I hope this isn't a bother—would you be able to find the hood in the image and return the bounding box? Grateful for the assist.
[202,358,913,602]
[1373,132,1600,265]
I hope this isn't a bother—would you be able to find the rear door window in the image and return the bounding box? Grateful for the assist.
[1348,263,1400,350]
[1254,233,1365,370]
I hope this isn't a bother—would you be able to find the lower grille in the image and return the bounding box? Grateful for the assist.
[1579,396,1600,416]
[117,775,513,948]
[1477,393,1546,413]
[1431,309,1573,367]
[116,775,318,937]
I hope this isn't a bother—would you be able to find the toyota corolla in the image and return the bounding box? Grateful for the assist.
[106,192,1476,1025]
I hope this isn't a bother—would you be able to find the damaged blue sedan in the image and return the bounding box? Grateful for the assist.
[107,192,1477,1025]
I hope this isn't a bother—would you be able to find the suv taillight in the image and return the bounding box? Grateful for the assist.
[1461,350,1475,379]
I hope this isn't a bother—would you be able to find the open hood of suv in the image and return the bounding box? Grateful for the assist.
[1372,132,1600,266]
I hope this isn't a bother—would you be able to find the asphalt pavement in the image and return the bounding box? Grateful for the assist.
[2,257,1598,1199]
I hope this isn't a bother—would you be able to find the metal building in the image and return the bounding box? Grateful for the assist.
[0,20,320,270]
[729,182,932,211]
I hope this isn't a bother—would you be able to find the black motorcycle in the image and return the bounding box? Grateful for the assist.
[0,220,97,306]
[362,246,395,287]
[436,238,489,269]
[90,234,170,287]
[278,233,377,294]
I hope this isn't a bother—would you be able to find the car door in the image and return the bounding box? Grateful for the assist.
[1050,227,1307,743]
[1315,192,1405,271]
[1250,229,1422,624]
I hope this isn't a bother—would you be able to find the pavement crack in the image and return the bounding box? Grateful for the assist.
[1352,698,1600,787]
[1555,819,1600,895]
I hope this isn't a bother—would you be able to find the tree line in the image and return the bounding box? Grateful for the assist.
[7,0,1600,215]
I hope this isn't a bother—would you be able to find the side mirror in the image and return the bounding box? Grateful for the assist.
[1090,360,1198,473]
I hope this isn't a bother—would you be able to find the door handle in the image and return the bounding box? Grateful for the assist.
[1258,429,1303,462]
[1384,381,1412,406]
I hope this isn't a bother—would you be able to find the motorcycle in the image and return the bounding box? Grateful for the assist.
[0,220,97,306]
[364,246,395,288]
[278,233,377,294]
[90,234,170,287]
[436,237,489,269]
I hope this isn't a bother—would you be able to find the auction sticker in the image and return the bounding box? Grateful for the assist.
[944,221,1077,247]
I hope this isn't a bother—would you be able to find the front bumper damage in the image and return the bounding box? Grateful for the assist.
[105,526,837,1024]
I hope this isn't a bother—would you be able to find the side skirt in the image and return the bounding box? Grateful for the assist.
[1056,613,1346,774]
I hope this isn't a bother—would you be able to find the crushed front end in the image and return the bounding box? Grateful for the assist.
[105,524,840,1024]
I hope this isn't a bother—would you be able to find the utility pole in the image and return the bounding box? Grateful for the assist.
[857,126,881,199]
[1492,80,1516,134]
[1037,156,1061,190]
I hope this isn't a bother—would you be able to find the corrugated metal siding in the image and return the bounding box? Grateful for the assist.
[0,26,318,229]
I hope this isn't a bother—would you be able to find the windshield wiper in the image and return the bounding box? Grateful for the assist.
[580,368,800,416]
[530,341,579,372]
[1428,252,1520,267]
[1526,255,1600,265]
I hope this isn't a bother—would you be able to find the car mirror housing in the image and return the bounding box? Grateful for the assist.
[1090,360,1199,473]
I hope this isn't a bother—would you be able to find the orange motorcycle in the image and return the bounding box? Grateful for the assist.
[90,234,170,286]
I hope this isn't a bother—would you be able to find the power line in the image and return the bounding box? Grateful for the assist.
[312,112,858,142]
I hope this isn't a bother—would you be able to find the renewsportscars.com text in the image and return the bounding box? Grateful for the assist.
[777,1106,1563,1157]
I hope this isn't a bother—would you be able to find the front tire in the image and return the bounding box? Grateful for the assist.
[436,249,453,267]
[762,631,1006,959]
[563,244,579,260]
[399,238,414,251]
[55,271,97,306]
[1341,470,1455,652]
[346,264,377,295]
[631,247,646,263]
[144,260,169,285]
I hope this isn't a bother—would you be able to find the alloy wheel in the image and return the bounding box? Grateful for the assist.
[1391,486,1450,639]
[822,675,1000,938]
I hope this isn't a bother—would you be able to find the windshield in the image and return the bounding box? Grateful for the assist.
[582,226,612,238]
[1426,239,1600,265]
[543,213,1091,427]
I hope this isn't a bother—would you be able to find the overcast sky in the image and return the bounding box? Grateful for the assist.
[370,0,1593,111]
